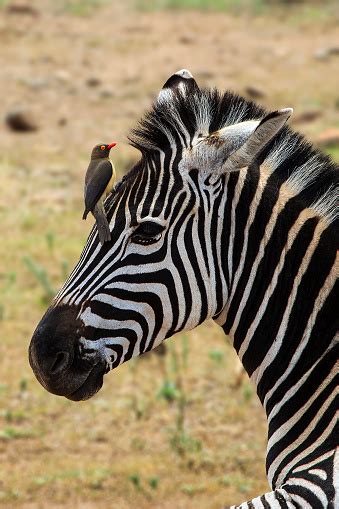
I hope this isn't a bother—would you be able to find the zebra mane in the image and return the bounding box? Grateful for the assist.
[128,88,338,224]
[129,88,266,152]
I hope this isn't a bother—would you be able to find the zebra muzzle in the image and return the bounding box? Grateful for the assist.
[28,303,106,400]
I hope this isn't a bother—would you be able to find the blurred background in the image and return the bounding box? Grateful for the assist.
[0,1,338,508]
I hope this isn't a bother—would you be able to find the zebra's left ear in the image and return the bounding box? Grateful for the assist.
[157,69,199,104]
[190,108,293,176]
[222,108,293,173]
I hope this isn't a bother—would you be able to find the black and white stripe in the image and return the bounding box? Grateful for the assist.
[53,70,338,507]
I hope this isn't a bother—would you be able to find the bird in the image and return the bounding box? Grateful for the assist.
[82,142,117,245]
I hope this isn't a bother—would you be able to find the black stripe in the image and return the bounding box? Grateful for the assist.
[183,215,209,325]
[231,164,259,283]
[219,173,238,293]
[285,482,327,508]
[242,216,319,381]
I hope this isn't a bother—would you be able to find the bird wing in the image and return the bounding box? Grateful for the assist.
[84,159,113,213]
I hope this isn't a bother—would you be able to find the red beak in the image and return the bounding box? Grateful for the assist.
[107,142,117,150]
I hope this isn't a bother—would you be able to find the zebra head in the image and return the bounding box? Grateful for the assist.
[29,70,292,400]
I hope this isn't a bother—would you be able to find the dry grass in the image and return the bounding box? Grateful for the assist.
[0,1,338,507]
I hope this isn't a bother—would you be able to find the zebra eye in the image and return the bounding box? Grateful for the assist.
[131,221,165,246]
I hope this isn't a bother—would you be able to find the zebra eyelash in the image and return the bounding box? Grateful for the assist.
[132,235,162,245]
[130,221,165,245]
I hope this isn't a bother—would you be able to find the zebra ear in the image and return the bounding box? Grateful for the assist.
[157,69,199,103]
[221,108,293,173]
[192,108,293,176]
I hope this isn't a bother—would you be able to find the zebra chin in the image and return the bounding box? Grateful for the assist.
[28,304,107,401]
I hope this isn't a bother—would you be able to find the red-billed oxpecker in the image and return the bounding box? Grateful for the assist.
[82,142,117,244]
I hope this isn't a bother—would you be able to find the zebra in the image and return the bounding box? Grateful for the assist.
[29,69,338,508]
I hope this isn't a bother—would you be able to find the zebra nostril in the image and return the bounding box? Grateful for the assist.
[49,351,71,375]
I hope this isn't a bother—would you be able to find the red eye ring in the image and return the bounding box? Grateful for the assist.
[100,145,106,151]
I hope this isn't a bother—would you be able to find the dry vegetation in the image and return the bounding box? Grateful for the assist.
[0,1,338,508]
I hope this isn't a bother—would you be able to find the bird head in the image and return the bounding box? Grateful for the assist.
[91,142,117,159]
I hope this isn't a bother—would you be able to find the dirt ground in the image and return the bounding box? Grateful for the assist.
[0,1,338,508]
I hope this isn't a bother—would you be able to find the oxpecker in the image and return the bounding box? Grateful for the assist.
[82,143,117,244]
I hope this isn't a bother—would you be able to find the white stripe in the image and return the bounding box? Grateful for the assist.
[308,469,327,480]
[285,478,328,507]
[227,168,247,295]
[292,450,334,474]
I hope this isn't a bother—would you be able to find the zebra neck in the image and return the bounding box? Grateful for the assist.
[213,163,337,395]
[213,161,337,486]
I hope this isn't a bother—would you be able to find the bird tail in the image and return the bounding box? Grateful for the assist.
[82,209,89,220]
[93,206,111,245]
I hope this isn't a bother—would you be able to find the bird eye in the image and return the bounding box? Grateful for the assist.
[100,145,106,151]
[131,221,165,246]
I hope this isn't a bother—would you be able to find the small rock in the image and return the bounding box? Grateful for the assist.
[5,108,38,132]
[314,48,330,61]
[293,110,322,124]
[314,128,339,148]
[40,55,54,64]
[86,77,101,87]
[315,46,339,60]
[6,4,39,17]
[244,86,265,100]
[58,117,67,126]
[328,46,339,56]
[99,88,115,99]
[55,69,71,84]
[20,76,49,90]
[179,34,195,45]
[67,87,77,95]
